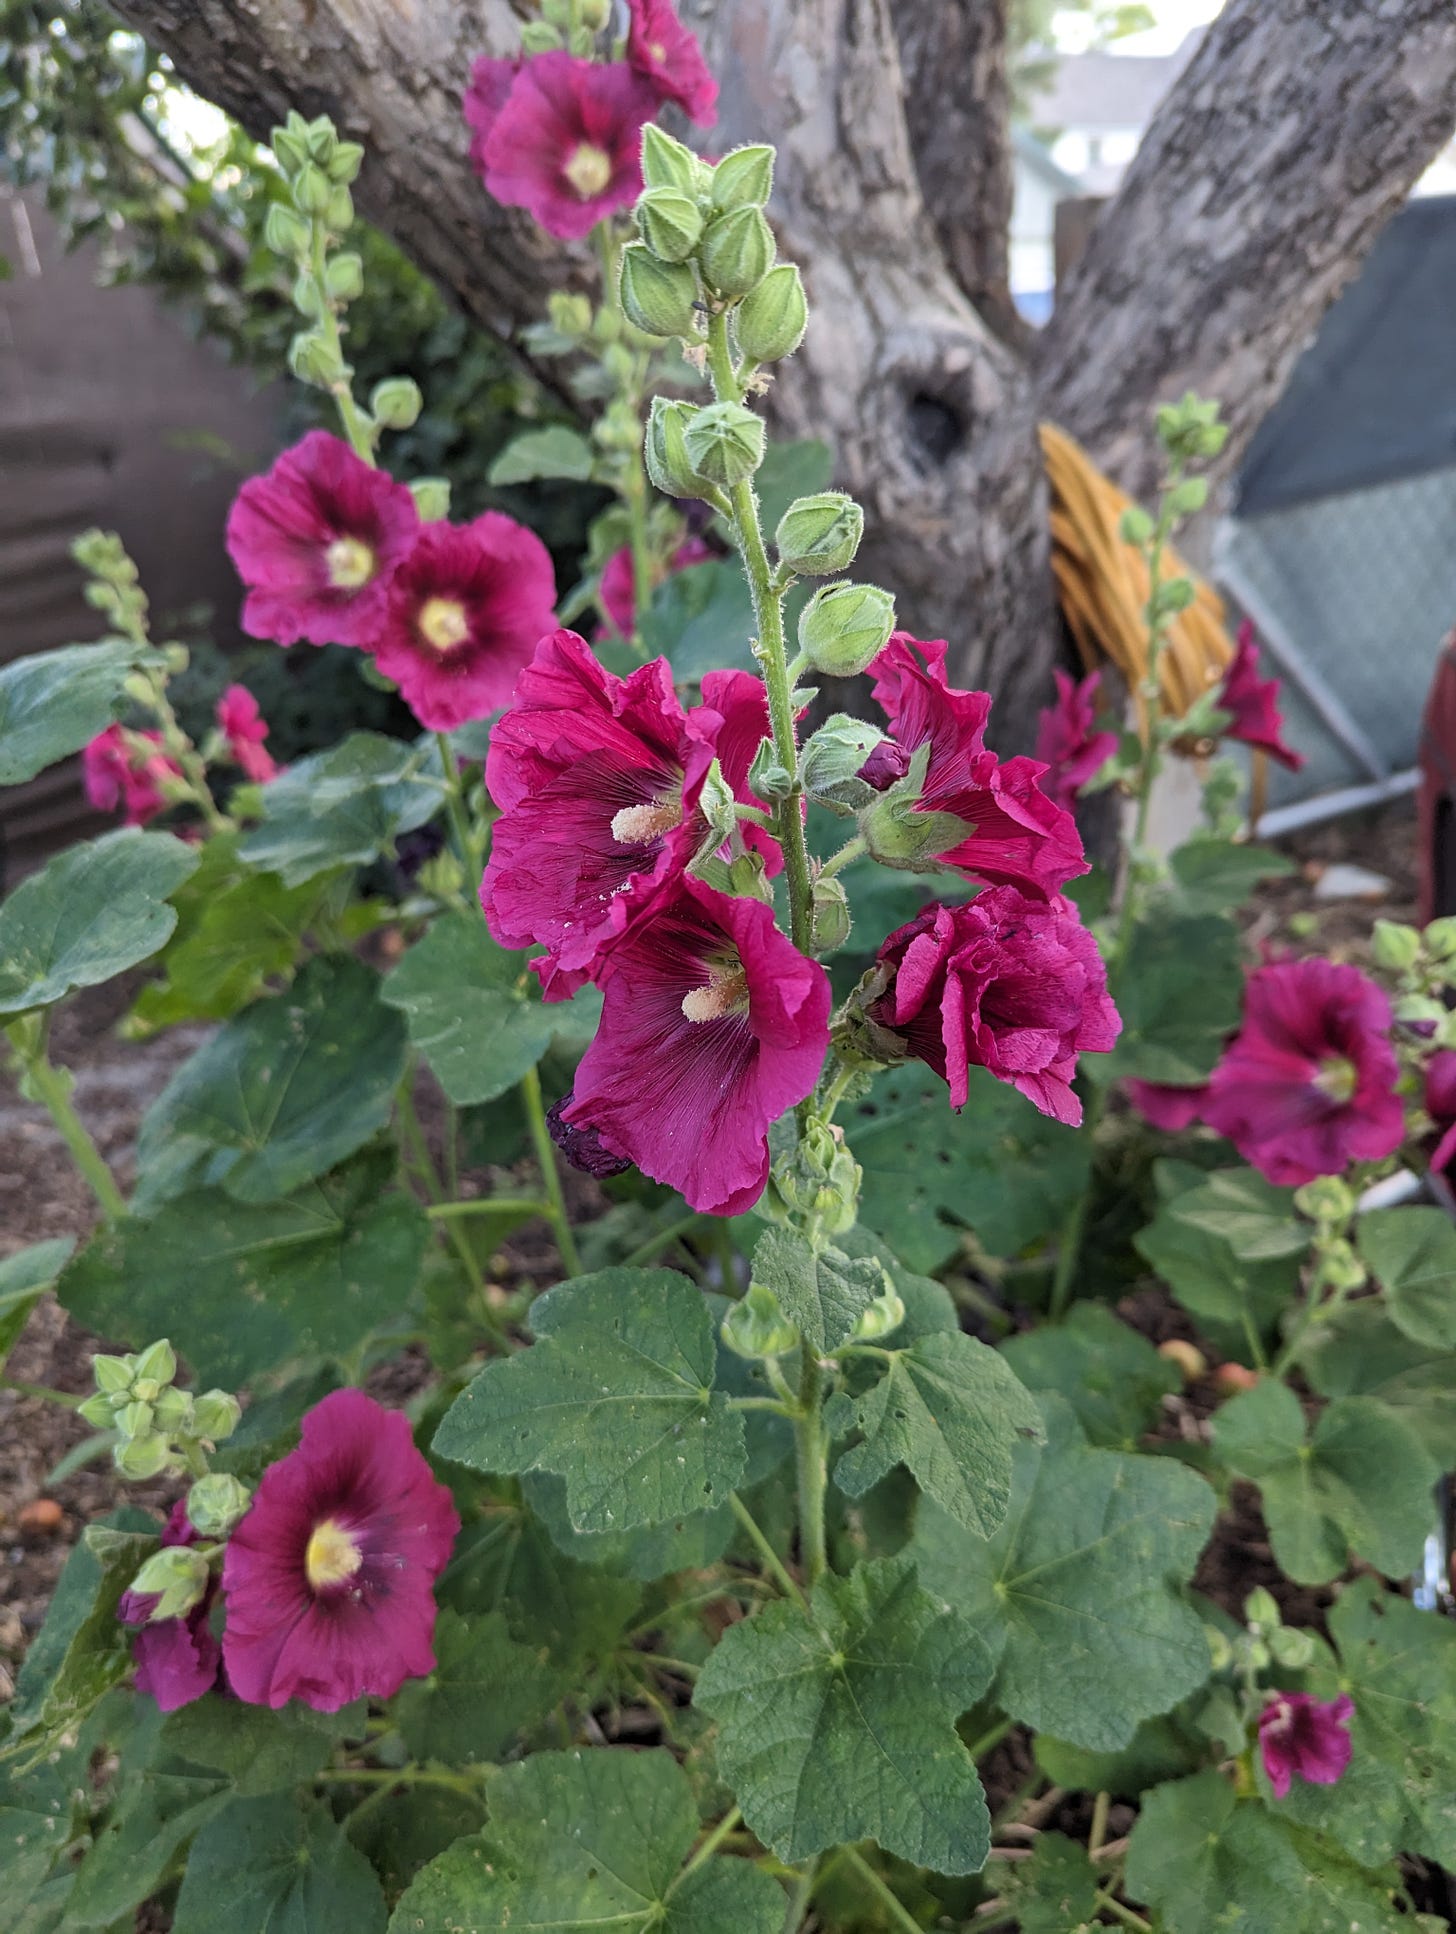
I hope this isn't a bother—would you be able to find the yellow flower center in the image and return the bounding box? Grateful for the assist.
[564,142,613,200]
[325,536,376,591]
[648,39,668,62]
[305,1517,363,1590]
[417,596,471,653]
[610,796,683,846]
[1313,1055,1358,1104]
[681,961,749,1024]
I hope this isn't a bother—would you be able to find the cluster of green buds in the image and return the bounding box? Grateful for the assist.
[1293,1176,1366,1297]
[80,1339,242,1482]
[763,1119,862,1236]
[1372,916,1456,1048]
[72,528,157,651]
[1208,1586,1316,1682]
[520,0,613,57]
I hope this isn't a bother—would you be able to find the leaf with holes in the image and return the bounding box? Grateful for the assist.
[750,1225,884,1352]
[171,1795,387,1934]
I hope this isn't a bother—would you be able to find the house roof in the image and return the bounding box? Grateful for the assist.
[1011,126,1084,198]
[1029,30,1204,132]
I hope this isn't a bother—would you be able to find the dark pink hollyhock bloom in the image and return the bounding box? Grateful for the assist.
[1259,1691,1354,1800]
[482,630,776,994]
[1425,1049,1456,1176]
[867,633,1088,896]
[222,1388,459,1713]
[598,535,715,638]
[872,888,1120,1127]
[225,430,419,649]
[626,0,719,126]
[563,874,830,1216]
[463,54,521,175]
[116,1501,222,1713]
[1034,668,1118,813]
[1124,1078,1208,1132]
[83,724,182,827]
[371,513,557,733]
[1217,621,1305,772]
[479,53,659,242]
[1202,957,1404,1186]
[215,684,278,784]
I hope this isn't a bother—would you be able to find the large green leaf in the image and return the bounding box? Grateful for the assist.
[1301,1301,1456,1463]
[1000,1303,1179,1450]
[828,1330,1043,1535]
[845,1062,1090,1272]
[694,1556,995,1874]
[641,557,757,681]
[1212,1379,1437,1585]
[1357,1206,1456,1351]
[434,1268,745,1533]
[135,955,406,1205]
[0,831,199,1015]
[488,424,596,484]
[60,1148,427,1386]
[0,1238,73,1373]
[524,1469,735,1582]
[0,638,164,784]
[1105,911,1243,1084]
[65,1770,229,1928]
[171,1795,387,1934]
[1135,1161,1305,1355]
[1000,1831,1100,1934]
[9,1515,156,1748]
[381,909,599,1106]
[239,732,443,886]
[1167,841,1294,915]
[160,1699,334,1797]
[389,1749,784,1934]
[395,1610,566,1765]
[1124,1773,1313,1934]
[751,437,834,534]
[750,1225,884,1352]
[908,1398,1215,1750]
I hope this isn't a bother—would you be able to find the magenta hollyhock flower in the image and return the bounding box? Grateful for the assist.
[463,54,521,175]
[872,888,1120,1126]
[215,684,279,784]
[598,535,715,638]
[83,724,181,826]
[482,630,776,994]
[1202,957,1404,1185]
[225,430,419,649]
[116,1501,222,1713]
[1124,1078,1209,1132]
[221,1389,459,1713]
[1033,668,1118,813]
[371,513,557,732]
[866,633,1088,896]
[1259,1691,1354,1800]
[1216,621,1305,772]
[562,873,830,1215]
[1425,1049,1456,1176]
[626,0,719,126]
[477,53,659,241]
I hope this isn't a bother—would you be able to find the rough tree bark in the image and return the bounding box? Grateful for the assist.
[109,0,1456,746]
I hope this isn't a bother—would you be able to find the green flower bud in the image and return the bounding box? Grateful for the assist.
[117,1401,153,1439]
[130,1545,210,1622]
[190,1389,242,1443]
[579,0,612,28]
[635,186,704,263]
[264,201,311,259]
[799,714,885,815]
[763,1121,861,1236]
[641,122,702,196]
[92,1352,133,1395]
[735,263,808,363]
[682,401,766,487]
[858,743,974,873]
[1205,1626,1234,1672]
[328,140,365,185]
[519,19,564,52]
[115,1434,172,1481]
[852,1283,905,1343]
[1370,919,1421,973]
[370,376,423,430]
[1119,504,1155,547]
[132,1340,176,1390]
[291,270,325,320]
[270,122,310,176]
[1268,1625,1316,1670]
[776,492,863,578]
[811,876,852,955]
[77,1393,118,1430]
[548,291,594,339]
[326,184,355,233]
[186,1473,253,1538]
[798,581,896,679]
[645,398,718,502]
[1243,1585,1281,1632]
[710,144,775,211]
[324,251,364,301]
[419,850,466,902]
[292,162,332,216]
[619,243,700,340]
[1424,915,1456,959]
[748,737,793,804]
[410,477,451,522]
[699,206,775,297]
[151,1386,193,1431]
[1318,1237,1366,1295]
[722,1280,800,1360]
[1293,1176,1354,1226]
[1395,992,1448,1028]
[288,329,338,387]
[1246,1638,1271,1671]
[303,115,337,164]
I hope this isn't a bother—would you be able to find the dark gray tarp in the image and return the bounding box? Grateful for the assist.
[1236,196,1456,518]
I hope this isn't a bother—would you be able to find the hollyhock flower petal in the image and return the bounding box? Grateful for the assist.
[372,513,557,732]
[83,724,181,827]
[1217,621,1305,772]
[598,536,716,638]
[463,55,521,174]
[1259,1692,1354,1800]
[225,430,419,649]
[1034,668,1118,812]
[221,1388,459,1713]
[117,1501,221,1713]
[1424,1050,1456,1175]
[1125,1078,1208,1132]
[871,887,1119,1125]
[215,684,279,784]
[564,874,830,1215]
[867,633,1088,895]
[626,0,718,125]
[1203,957,1404,1185]
[479,53,659,242]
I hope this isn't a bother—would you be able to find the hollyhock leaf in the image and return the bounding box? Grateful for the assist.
[1166,1166,1307,1261]
[524,1470,735,1582]
[1105,910,1243,1085]
[1167,839,1295,915]
[751,1226,882,1352]
[239,732,443,886]
[389,1749,784,1934]
[382,909,597,1106]
[0,638,166,785]
[0,830,199,1015]
[395,1610,566,1765]
[845,1062,1090,1272]
[751,437,834,536]
[60,1148,427,1387]
[1124,1773,1309,1934]
[694,1555,994,1872]
[1000,1831,1100,1934]
[487,424,596,485]
[1135,1163,1304,1355]
[1357,1206,1456,1350]
[1212,1380,1438,1585]
[908,1398,1215,1750]
[1034,1713,1208,1799]
[64,1770,230,1928]
[171,1794,386,1934]
[835,1228,958,1341]
[433,1268,746,1534]
[1000,1304,1179,1450]
[1302,1301,1456,1462]
[0,1747,81,1915]
[346,1786,484,1903]
[160,1700,334,1796]
[0,1238,73,1374]
[639,556,759,680]
[831,1332,1044,1536]
[134,955,406,1207]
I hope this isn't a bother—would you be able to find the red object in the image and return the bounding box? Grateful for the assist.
[1418,627,1456,926]
[216,684,278,784]
[626,0,719,126]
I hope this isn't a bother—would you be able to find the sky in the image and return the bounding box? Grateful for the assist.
[1054,0,1225,56]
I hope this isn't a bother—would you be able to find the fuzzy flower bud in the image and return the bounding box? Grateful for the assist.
[619,243,700,339]
[92,1352,133,1396]
[735,263,808,363]
[130,1545,211,1623]
[78,1393,120,1430]
[721,1279,800,1361]
[1293,1176,1355,1226]
[324,251,364,302]
[645,398,719,502]
[186,1473,253,1538]
[699,206,775,296]
[710,144,775,211]
[410,477,451,522]
[762,1119,861,1235]
[1371,920,1422,974]
[799,714,887,815]
[288,329,338,387]
[635,186,704,263]
[777,492,863,577]
[328,140,365,185]
[370,376,423,431]
[292,162,333,217]
[811,876,852,955]
[798,581,896,679]
[682,401,766,488]
[132,1340,176,1390]
[264,202,311,260]
[115,1434,172,1481]
[641,122,704,196]
[851,1282,906,1343]
[1244,1586,1281,1632]
[1425,916,1456,960]
[190,1390,243,1443]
